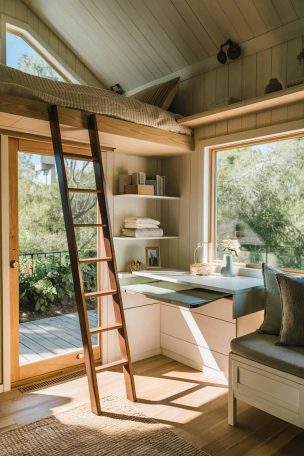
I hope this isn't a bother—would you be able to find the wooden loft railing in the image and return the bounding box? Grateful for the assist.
[0,92,194,157]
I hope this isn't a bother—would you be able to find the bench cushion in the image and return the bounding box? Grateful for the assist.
[231,332,304,379]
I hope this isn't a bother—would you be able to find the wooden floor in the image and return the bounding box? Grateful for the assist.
[19,310,98,364]
[0,355,303,455]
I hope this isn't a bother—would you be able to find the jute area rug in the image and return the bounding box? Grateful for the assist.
[0,396,209,456]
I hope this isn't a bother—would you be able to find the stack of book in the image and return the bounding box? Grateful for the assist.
[118,172,166,196]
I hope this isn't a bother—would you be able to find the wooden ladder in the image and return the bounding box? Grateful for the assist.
[48,105,136,415]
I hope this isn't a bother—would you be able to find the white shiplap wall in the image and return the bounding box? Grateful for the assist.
[0,0,102,87]
[172,33,304,116]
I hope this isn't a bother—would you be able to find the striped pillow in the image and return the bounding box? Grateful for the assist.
[131,77,180,110]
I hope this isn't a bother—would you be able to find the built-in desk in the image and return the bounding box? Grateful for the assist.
[128,270,264,318]
[118,270,265,379]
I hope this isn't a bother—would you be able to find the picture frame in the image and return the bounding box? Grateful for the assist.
[145,246,161,269]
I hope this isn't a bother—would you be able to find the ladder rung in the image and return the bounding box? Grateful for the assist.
[90,323,123,335]
[84,289,117,299]
[63,153,96,162]
[68,188,101,194]
[73,223,107,228]
[79,257,112,264]
[95,359,128,373]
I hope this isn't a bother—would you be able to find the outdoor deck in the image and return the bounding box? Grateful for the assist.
[19,310,98,365]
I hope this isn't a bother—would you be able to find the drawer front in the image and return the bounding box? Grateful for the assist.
[122,291,159,309]
[192,297,234,323]
[161,333,228,375]
[161,304,236,355]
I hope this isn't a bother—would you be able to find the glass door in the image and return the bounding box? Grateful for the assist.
[9,139,101,384]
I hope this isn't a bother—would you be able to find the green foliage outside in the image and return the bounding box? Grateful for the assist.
[217,137,304,269]
[19,254,97,312]
[17,54,63,81]
[19,153,98,315]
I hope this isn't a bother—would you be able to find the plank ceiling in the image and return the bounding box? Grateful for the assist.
[24,0,304,91]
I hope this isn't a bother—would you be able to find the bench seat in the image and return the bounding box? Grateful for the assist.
[231,332,304,379]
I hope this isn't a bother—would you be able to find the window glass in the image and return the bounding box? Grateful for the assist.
[215,136,304,270]
[6,31,65,81]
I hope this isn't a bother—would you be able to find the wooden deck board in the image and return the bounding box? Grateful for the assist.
[19,310,98,365]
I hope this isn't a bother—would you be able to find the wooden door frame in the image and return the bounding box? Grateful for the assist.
[9,137,102,385]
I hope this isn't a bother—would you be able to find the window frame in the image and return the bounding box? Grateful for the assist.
[3,18,79,83]
[209,130,304,273]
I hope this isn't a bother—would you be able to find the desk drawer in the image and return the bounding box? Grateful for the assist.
[161,304,236,355]
[122,291,159,309]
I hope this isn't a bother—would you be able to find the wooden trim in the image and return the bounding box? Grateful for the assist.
[17,346,100,385]
[0,93,193,155]
[9,138,19,384]
[6,26,71,83]
[1,136,10,391]
[18,139,91,156]
[179,84,304,127]
[208,131,304,269]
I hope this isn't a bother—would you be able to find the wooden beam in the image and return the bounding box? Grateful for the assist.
[0,93,193,156]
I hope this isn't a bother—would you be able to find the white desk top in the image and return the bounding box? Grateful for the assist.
[133,270,263,295]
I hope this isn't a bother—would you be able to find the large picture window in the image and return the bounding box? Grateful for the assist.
[212,134,304,271]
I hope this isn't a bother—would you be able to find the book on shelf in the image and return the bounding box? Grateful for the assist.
[132,171,146,185]
[146,175,166,196]
[118,174,132,194]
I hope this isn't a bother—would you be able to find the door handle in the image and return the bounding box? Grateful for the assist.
[10,260,19,269]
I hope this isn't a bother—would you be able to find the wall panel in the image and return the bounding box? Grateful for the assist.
[1,0,101,87]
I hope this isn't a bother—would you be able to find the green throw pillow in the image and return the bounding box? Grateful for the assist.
[276,274,304,346]
[258,263,285,335]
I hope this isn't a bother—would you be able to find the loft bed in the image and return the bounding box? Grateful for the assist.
[0,65,193,156]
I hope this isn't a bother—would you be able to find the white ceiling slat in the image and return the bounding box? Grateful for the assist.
[81,0,156,84]
[172,0,218,56]
[129,0,189,71]
[217,0,254,42]
[271,0,298,25]
[253,0,282,30]
[91,0,162,80]
[29,0,133,87]
[168,0,210,58]
[23,0,304,92]
[187,0,227,47]
[235,0,268,36]
[291,0,304,18]
[143,0,200,65]
[115,0,172,75]
[202,0,241,43]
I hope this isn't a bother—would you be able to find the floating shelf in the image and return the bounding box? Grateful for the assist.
[114,194,180,200]
[178,83,304,127]
[113,236,178,240]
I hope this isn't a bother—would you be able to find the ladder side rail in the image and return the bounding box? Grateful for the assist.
[87,114,136,401]
[48,105,101,415]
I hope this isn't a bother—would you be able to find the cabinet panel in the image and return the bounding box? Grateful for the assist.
[108,303,161,362]
[127,304,161,360]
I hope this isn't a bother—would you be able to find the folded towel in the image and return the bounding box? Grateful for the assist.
[121,228,164,238]
[124,223,160,229]
[124,217,160,226]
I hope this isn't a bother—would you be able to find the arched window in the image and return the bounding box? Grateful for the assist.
[5,23,76,83]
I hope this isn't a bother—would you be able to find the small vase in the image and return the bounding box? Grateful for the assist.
[221,254,236,277]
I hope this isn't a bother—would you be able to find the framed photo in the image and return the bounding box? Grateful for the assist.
[145,246,161,269]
